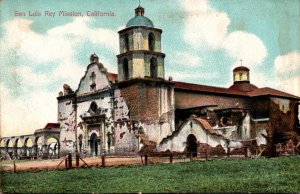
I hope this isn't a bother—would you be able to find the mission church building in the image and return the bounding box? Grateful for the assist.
[56,5,300,157]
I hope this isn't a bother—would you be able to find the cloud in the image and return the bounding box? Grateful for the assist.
[274,51,300,78]
[223,31,267,67]
[169,51,203,67]
[0,17,119,136]
[0,84,58,137]
[180,0,267,67]
[274,51,300,96]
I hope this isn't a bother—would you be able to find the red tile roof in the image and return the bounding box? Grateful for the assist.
[174,81,248,96]
[228,82,258,92]
[174,81,300,100]
[246,87,300,99]
[194,118,225,137]
[44,123,60,129]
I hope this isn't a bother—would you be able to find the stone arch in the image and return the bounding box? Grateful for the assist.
[6,139,13,148]
[150,57,158,78]
[46,137,60,159]
[123,58,129,80]
[148,32,155,51]
[186,134,198,157]
[24,137,34,157]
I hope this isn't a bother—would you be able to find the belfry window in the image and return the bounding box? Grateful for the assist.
[148,32,155,51]
[150,57,157,78]
[124,34,129,52]
[90,72,96,91]
[123,59,129,80]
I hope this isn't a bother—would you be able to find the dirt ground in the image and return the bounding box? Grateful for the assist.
[0,155,193,173]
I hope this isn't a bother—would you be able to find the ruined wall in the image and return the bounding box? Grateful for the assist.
[116,80,175,152]
[159,119,228,152]
[57,96,76,156]
[113,89,139,153]
[270,97,299,141]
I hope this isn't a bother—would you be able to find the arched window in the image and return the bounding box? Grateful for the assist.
[123,59,129,80]
[148,32,155,51]
[90,102,98,113]
[150,58,157,78]
[124,34,129,52]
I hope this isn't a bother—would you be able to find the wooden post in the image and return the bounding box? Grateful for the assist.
[76,153,80,167]
[101,155,105,167]
[169,154,173,163]
[65,156,68,169]
[13,160,16,173]
[244,147,248,158]
[68,153,72,169]
[227,147,230,158]
[189,153,192,161]
[145,155,148,165]
[205,147,208,161]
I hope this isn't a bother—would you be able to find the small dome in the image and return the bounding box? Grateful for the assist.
[126,16,154,28]
[126,6,154,28]
[233,66,249,72]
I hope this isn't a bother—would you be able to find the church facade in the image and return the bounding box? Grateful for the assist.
[57,6,300,156]
[1,6,299,159]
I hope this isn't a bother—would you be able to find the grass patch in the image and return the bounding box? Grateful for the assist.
[1,156,300,193]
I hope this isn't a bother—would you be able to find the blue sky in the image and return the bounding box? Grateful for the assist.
[1,0,300,136]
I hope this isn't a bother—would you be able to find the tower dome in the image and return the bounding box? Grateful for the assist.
[126,6,154,28]
[229,65,258,92]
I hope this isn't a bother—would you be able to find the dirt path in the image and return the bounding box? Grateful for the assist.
[1,155,191,172]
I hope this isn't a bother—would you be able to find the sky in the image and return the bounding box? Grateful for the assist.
[0,0,300,137]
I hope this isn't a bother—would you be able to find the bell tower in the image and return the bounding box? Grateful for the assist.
[117,5,165,81]
[114,5,174,153]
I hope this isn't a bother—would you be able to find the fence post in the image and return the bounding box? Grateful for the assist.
[145,155,148,165]
[205,147,208,161]
[13,160,16,173]
[68,153,72,169]
[169,154,173,163]
[189,153,193,161]
[65,156,68,169]
[227,147,230,158]
[101,155,105,167]
[244,147,248,158]
[76,153,80,167]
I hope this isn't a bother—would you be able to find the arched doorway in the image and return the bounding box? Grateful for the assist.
[90,133,99,156]
[186,134,198,157]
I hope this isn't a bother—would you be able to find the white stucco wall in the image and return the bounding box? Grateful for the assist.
[159,119,227,152]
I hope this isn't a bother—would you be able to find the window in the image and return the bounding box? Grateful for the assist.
[124,34,129,52]
[150,58,157,78]
[123,59,129,80]
[90,102,98,113]
[148,32,155,51]
[90,72,96,91]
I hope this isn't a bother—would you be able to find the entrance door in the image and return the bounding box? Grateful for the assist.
[90,133,98,156]
[186,134,198,157]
